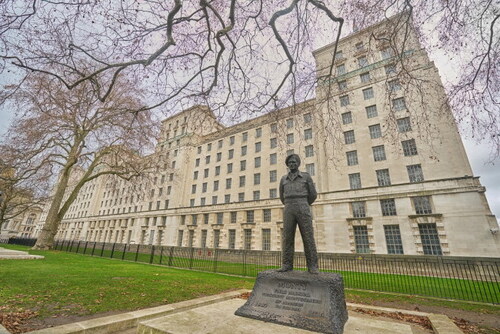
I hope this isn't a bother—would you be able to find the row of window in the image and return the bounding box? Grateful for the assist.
[341,97,407,127]
[195,114,313,155]
[353,223,442,255]
[348,163,424,190]
[181,208,273,226]
[351,196,433,218]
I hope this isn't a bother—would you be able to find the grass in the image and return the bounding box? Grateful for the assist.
[59,242,500,304]
[0,245,254,318]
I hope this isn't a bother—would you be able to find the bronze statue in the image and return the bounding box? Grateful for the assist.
[278,154,319,274]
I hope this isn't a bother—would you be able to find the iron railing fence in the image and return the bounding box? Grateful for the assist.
[3,237,499,304]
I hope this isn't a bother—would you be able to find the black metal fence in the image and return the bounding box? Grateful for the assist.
[3,237,499,304]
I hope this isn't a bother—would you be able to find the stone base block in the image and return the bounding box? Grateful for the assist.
[235,270,348,334]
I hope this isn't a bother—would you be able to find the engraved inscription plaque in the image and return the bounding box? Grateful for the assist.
[235,270,348,334]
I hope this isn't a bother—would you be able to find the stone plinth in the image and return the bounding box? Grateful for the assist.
[235,270,348,334]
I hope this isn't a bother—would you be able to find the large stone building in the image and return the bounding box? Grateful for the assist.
[31,15,499,257]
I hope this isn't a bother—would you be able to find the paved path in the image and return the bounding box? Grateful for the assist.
[0,247,44,259]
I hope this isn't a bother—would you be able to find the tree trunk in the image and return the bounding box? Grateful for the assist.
[32,168,71,250]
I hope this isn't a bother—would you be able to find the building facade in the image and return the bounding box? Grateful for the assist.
[31,15,499,257]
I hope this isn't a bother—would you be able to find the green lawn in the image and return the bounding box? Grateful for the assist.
[57,242,500,304]
[0,245,254,318]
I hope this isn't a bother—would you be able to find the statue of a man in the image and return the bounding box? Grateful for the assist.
[278,154,319,274]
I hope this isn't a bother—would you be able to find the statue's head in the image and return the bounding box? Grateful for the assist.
[285,154,301,171]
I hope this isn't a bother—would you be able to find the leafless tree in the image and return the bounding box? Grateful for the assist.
[1,73,160,249]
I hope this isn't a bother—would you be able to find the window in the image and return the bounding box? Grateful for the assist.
[355,41,364,51]
[351,201,366,218]
[306,163,315,176]
[269,188,278,198]
[419,224,442,255]
[384,225,404,254]
[200,197,206,206]
[335,50,343,60]
[218,139,223,149]
[253,191,260,200]
[372,145,386,161]
[230,136,235,145]
[226,178,232,189]
[303,113,312,123]
[349,173,362,189]
[358,56,368,68]
[286,133,294,144]
[263,209,272,222]
[376,169,391,186]
[177,230,184,247]
[338,80,347,90]
[191,214,198,225]
[244,229,252,250]
[191,185,197,194]
[286,149,294,156]
[239,175,246,187]
[270,170,277,182]
[217,152,222,162]
[227,163,233,173]
[215,166,221,176]
[171,161,176,168]
[270,138,277,148]
[392,97,406,111]
[238,192,245,202]
[255,157,261,168]
[240,160,246,171]
[181,215,186,225]
[204,213,209,224]
[362,87,374,100]
[388,79,401,92]
[407,164,424,182]
[380,199,397,216]
[305,145,314,157]
[256,127,262,138]
[413,196,433,214]
[385,63,396,75]
[336,64,346,75]
[344,130,355,144]
[228,230,236,249]
[254,173,261,185]
[262,229,271,251]
[228,149,234,159]
[195,158,200,167]
[241,145,247,156]
[204,168,209,178]
[246,210,254,223]
[255,142,262,152]
[346,150,358,166]
[360,72,370,83]
[342,112,352,125]
[270,153,277,165]
[202,183,208,193]
[224,194,231,204]
[286,118,294,129]
[271,123,278,133]
[205,155,211,164]
[231,212,237,224]
[340,95,350,106]
[201,230,208,248]
[217,212,224,224]
[402,139,418,156]
[381,47,393,60]
[212,196,218,204]
[397,117,412,132]
[193,171,198,180]
[366,105,378,118]
[304,128,313,140]
[242,132,248,142]
[369,124,382,139]
[207,143,212,151]
[213,230,220,248]
[213,180,219,191]
[353,226,370,253]
[197,146,202,154]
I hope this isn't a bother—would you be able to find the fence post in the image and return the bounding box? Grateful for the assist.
[110,243,116,258]
[149,245,155,264]
[242,250,246,277]
[189,247,194,269]
[100,242,105,257]
[91,242,96,256]
[135,244,140,262]
[83,241,88,255]
[159,246,164,265]
[76,241,81,253]
[122,244,127,260]
[213,249,219,273]
[168,247,174,266]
